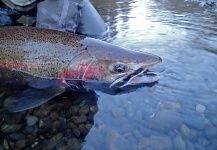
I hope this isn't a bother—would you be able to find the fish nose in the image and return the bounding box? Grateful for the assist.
[145,53,162,66]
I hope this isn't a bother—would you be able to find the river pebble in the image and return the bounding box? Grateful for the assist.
[181,124,190,137]
[78,105,90,115]
[10,133,26,141]
[196,104,206,113]
[16,139,26,149]
[182,114,205,130]
[49,111,59,121]
[204,124,217,139]
[26,115,38,126]
[173,135,186,150]
[90,105,98,113]
[67,138,80,150]
[111,108,125,117]
[149,135,172,150]
[1,124,22,133]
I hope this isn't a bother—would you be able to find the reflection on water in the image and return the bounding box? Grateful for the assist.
[1,0,217,149]
[88,0,217,149]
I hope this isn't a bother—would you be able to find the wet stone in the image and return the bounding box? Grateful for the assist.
[147,111,182,132]
[194,143,205,150]
[182,114,205,130]
[149,135,172,150]
[90,105,98,113]
[72,126,81,137]
[112,108,125,117]
[112,117,128,126]
[126,107,135,118]
[138,138,150,149]
[78,124,89,136]
[26,115,38,126]
[198,137,209,147]
[74,115,87,124]
[121,124,133,134]
[196,104,206,113]
[16,139,26,149]
[126,135,137,145]
[45,133,64,150]
[1,124,22,133]
[181,124,190,137]
[25,125,38,134]
[49,111,59,121]
[10,133,26,141]
[3,138,9,150]
[67,138,80,150]
[173,135,186,150]
[55,121,67,132]
[54,141,66,150]
[78,105,89,116]
[204,124,217,139]
[133,110,143,122]
[133,129,143,139]
[106,130,134,150]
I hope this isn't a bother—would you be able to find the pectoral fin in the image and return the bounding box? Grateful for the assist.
[8,86,65,112]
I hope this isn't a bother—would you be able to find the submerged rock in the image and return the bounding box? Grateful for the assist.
[0,14,12,26]
[196,104,206,113]
[149,135,172,150]
[16,139,26,149]
[173,135,186,150]
[181,124,191,137]
[26,115,38,126]
[1,124,22,133]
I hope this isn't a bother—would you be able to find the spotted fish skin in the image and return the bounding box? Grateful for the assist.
[0,27,85,80]
[0,26,162,112]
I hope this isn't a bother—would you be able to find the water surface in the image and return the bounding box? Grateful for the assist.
[83,0,217,149]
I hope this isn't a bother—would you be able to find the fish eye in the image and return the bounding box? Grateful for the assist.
[114,62,127,73]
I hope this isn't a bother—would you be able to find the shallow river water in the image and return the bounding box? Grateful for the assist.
[0,0,217,149]
[84,0,217,149]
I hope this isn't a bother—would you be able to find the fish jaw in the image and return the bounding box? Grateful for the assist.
[81,37,162,85]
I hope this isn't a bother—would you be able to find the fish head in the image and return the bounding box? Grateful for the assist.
[77,38,162,88]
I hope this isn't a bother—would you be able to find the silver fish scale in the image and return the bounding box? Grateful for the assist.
[0,26,88,78]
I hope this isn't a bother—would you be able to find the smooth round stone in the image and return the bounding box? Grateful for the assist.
[183,114,205,130]
[133,129,143,139]
[70,105,80,115]
[90,105,98,114]
[138,138,149,149]
[74,115,87,124]
[72,126,81,137]
[133,110,143,121]
[106,130,134,150]
[1,124,22,133]
[78,105,90,116]
[67,138,80,149]
[173,135,186,150]
[196,104,206,113]
[149,135,172,150]
[111,108,125,117]
[181,124,190,137]
[26,115,38,126]
[204,124,217,139]
[49,111,59,121]
[25,125,38,134]
[16,139,26,149]
[10,133,26,141]
[126,135,137,145]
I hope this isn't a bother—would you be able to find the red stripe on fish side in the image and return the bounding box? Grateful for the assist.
[58,62,107,80]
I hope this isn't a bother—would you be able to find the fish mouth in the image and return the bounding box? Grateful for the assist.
[109,68,160,88]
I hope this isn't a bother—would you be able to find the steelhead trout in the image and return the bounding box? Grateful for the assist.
[0,26,162,112]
